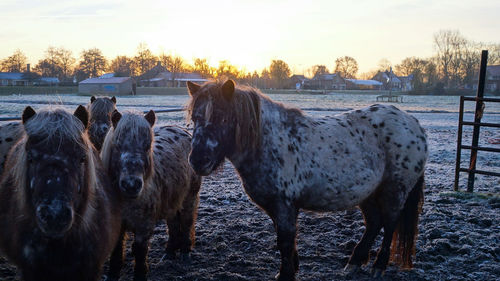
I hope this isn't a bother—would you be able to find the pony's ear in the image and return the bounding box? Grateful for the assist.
[187,81,201,96]
[111,96,117,104]
[22,106,36,124]
[90,96,96,103]
[144,110,156,127]
[74,105,89,129]
[111,110,122,128]
[222,79,235,101]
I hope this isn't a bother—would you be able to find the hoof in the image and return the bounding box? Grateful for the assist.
[105,276,119,281]
[343,264,359,274]
[274,272,295,281]
[164,251,176,260]
[371,268,385,278]
[179,252,191,263]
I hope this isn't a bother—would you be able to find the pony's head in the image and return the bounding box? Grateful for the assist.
[21,105,96,238]
[101,110,155,199]
[186,79,261,176]
[88,96,116,151]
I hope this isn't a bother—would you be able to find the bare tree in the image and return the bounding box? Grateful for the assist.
[193,58,214,78]
[75,48,107,81]
[216,60,241,80]
[311,65,328,78]
[109,55,135,77]
[1,49,28,72]
[58,48,76,80]
[377,58,392,72]
[433,29,466,88]
[269,59,291,89]
[334,56,358,79]
[34,47,75,80]
[134,43,157,76]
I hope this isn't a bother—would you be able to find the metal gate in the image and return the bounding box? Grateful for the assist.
[454,50,500,192]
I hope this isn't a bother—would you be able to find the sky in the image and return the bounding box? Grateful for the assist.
[1,0,499,74]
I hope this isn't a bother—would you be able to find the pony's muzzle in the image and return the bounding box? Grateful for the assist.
[119,176,143,198]
[189,153,213,176]
[35,201,74,238]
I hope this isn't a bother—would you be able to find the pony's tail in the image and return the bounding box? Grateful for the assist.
[390,174,424,269]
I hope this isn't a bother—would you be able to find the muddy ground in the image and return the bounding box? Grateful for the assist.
[1,120,499,281]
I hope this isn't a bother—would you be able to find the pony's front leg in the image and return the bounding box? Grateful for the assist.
[108,227,126,280]
[271,201,299,281]
[132,232,151,281]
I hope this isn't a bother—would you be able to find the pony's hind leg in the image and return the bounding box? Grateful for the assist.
[370,180,406,277]
[269,200,299,281]
[171,177,201,261]
[371,175,424,277]
[166,212,182,259]
[345,197,383,273]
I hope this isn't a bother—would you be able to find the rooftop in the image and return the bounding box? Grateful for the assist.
[346,79,383,86]
[79,77,132,84]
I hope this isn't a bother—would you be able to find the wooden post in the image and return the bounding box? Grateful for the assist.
[466,50,488,192]
[454,96,464,191]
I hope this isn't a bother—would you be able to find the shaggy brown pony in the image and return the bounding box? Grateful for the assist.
[101,110,202,281]
[87,96,116,151]
[0,106,121,281]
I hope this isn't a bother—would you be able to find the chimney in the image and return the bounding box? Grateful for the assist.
[157,61,161,67]
[27,63,30,73]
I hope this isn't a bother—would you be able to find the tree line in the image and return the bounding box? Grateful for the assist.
[1,30,499,90]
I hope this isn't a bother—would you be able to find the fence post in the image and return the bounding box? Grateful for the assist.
[466,50,488,192]
[454,96,464,191]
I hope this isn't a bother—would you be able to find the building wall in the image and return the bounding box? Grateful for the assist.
[79,79,133,95]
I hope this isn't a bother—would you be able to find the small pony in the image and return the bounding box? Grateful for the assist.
[100,110,202,281]
[0,106,121,281]
[87,96,117,151]
[186,80,428,280]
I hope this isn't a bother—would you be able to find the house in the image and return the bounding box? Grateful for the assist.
[472,65,500,92]
[35,77,60,86]
[79,77,135,95]
[345,79,383,90]
[289,75,309,89]
[372,70,402,91]
[137,61,168,86]
[398,75,413,91]
[307,73,346,90]
[0,72,29,86]
[141,72,207,87]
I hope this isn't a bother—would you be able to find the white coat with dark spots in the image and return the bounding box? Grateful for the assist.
[186,80,428,280]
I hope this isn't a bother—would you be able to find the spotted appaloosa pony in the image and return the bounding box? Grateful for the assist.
[100,110,202,281]
[0,122,23,175]
[0,106,121,281]
[88,96,116,151]
[186,80,428,280]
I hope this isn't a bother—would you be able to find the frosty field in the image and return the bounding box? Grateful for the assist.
[0,92,499,280]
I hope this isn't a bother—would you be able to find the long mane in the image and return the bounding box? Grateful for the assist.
[100,111,154,179]
[186,80,264,153]
[7,107,98,220]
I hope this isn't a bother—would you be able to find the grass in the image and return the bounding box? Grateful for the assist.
[0,86,78,95]
[439,191,500,201]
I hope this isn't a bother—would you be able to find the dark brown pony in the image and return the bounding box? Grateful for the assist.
[186,80,427,280]
[88,96,116,151]
[0,106,121,281]
[100,110,202,281]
